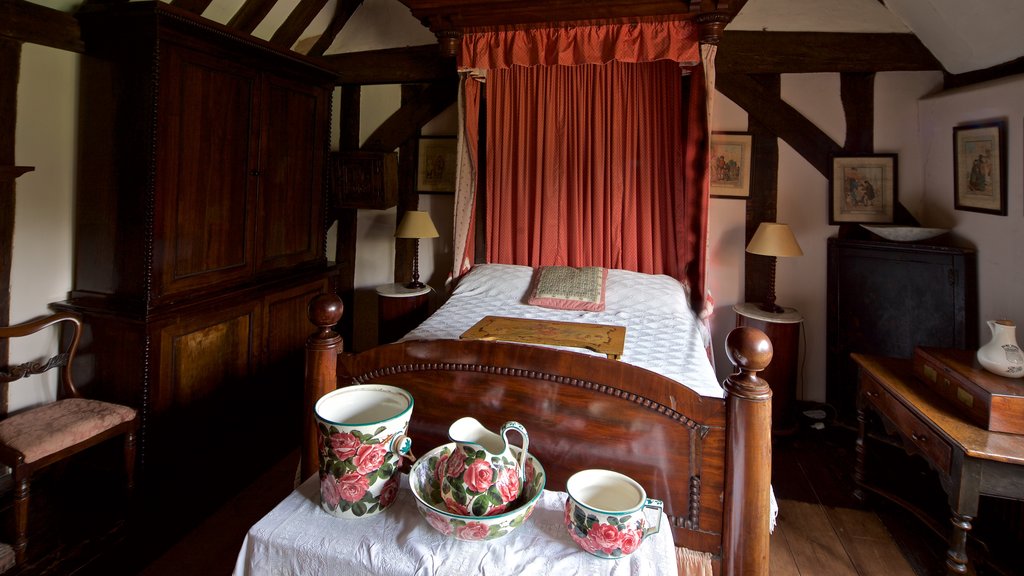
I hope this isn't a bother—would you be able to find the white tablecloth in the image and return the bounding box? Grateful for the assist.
[233,474,677,576]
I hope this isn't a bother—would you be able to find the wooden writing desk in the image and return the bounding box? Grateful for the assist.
[460,316,626,360]
[851,353,1024,575]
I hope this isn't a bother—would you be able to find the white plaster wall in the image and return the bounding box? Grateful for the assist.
[9,44,78,411]
[918,75,1024,337]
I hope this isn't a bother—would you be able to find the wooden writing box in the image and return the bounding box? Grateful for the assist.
[912,347,1024,434]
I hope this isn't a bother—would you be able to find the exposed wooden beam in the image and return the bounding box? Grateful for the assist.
[1,37,23,417]
[743,74,779,306]
[361,80,458,153]
[320,45,457,85]
[718,73,841,178]
[1,0,83,52]
[228,0,276,34]
[717,32,942,74]
[944,54,1024,90]
[307,0,363,57]
[170,0,214,16]
[841,72,874,154]
[335,86,360,352]
[270,0,329,49]
[394,85,423,285]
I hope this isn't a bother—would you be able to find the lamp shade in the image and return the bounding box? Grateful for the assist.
[745,223,803,258]
[395,211,439,239]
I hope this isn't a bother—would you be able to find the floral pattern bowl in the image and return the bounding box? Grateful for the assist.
[410,443,545,541]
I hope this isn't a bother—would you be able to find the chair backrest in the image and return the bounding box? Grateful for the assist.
[0,311,83,402]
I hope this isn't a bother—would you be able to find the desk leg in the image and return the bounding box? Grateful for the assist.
[945,511,973,575]
[853,395,868,502]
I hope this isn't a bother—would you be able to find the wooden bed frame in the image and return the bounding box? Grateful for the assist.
[302,293,773,575]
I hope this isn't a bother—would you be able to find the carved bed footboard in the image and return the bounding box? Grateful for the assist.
[302,294,772,575]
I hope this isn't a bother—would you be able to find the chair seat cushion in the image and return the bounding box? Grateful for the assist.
[0,398,136,464]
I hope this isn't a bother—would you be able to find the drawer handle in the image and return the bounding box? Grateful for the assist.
[866,390,879,398]
[911,432,928,443]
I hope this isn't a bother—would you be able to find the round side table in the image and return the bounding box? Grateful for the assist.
[733,302,803,436]
[376,283,432,344]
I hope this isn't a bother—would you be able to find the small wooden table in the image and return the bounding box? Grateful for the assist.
[460,316,626,360]
[852,353,1024,575]
[734,303,802,435]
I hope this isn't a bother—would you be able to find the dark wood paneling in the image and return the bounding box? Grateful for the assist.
[170,0,214,15]
[257,75,327,271]
[0,38,22,416]
[717,32,942,74]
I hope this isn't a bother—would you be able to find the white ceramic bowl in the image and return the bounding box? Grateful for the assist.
[861,225,950,242]
[410,443,546,541]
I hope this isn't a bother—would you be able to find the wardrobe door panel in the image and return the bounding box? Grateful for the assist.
[155,43,259,301]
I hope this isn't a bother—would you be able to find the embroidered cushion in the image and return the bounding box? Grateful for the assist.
[527,266,608,311]
[0,398,137,463]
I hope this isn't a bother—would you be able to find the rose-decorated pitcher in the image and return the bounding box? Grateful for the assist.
[440,417,530,516]
[315,384,415,518]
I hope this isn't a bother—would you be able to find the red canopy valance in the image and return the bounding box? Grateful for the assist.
[457,19,700,70]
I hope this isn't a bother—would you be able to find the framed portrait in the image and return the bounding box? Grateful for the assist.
[710,132,753,199]
[953,120,1007,215]
[416,137,457,194]
[829,154,898,225]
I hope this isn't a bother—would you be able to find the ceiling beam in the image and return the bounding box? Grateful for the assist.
[320,45,456,85]
[228,0,276,34]
[270,0,329,49]
[306,0,363,57]
[361,80,458,153]
[717,31,943,74]
[944,54,1024,90]
[717,73,841,178]
[0,0,83,52]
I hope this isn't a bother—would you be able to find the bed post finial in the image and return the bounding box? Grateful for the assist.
[302,293,345,481]
[722,326,772,576]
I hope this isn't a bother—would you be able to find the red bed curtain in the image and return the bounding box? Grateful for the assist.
[453,19,711,312]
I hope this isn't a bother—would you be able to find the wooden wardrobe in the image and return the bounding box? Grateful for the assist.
[55,2,336,517]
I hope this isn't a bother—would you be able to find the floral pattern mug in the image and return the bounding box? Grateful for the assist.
[564,469,663,559]
[315,384,415,518]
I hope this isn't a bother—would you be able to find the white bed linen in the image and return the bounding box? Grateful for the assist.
[405,264,723,398]
[233,474,678,576]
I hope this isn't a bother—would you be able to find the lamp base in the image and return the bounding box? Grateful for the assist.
[406,280,426,289]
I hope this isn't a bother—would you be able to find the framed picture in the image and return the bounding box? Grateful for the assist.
[710,132,753,199]
[953,120,1007,215]
[416,137,457,194]
[829,153,898,225]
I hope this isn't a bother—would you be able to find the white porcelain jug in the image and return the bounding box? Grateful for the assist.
[976,320,1024,378]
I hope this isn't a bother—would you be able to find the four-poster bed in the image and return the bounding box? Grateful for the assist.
[296,3,773,574]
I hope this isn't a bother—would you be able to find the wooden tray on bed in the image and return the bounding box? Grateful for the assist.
[459,315,626,359]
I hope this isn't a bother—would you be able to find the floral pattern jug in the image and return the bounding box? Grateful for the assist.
[977,320,1024,378]
[440,417,530,517]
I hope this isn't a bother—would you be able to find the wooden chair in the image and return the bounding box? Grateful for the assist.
[0,311,138,566]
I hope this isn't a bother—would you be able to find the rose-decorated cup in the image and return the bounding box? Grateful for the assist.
[315,384,414,518]
[564,469,663,559]
[440,417,530,517]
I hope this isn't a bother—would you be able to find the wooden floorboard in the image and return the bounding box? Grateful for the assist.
[775,500,860,576]
[769,520,801,576]
[827,506,916,575]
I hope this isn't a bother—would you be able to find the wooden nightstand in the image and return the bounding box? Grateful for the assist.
[734,303,802,435]
[852,354,1024,575]
[376,283,432,345]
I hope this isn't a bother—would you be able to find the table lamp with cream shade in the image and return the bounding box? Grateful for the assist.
[745,222,803,313]
[395,210,439,289]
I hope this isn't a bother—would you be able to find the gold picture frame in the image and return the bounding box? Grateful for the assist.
[710,132,753,199]
[416,137,457,194]
[829,153,897,225]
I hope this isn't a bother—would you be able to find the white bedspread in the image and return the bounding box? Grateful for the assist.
[405,264,723,398]
[233,474,678,576]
